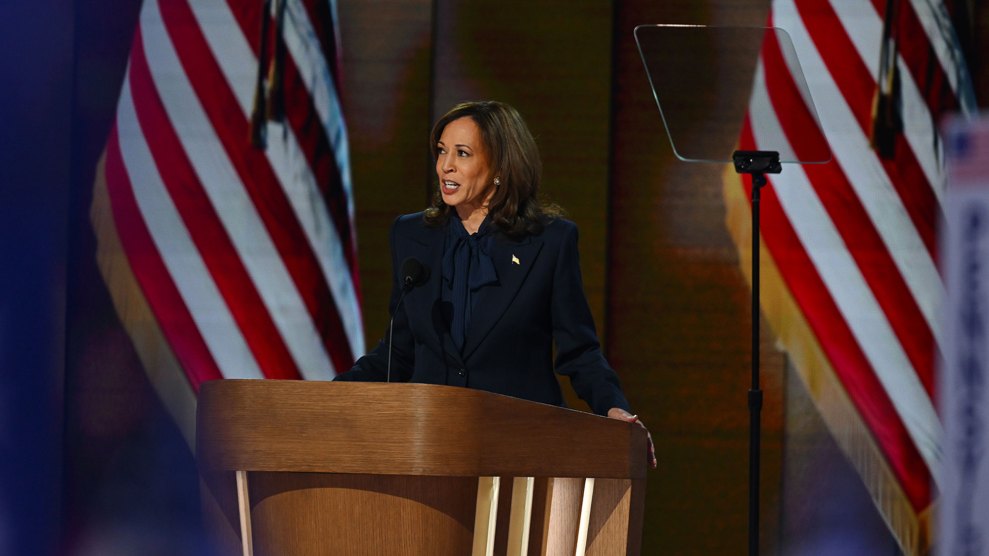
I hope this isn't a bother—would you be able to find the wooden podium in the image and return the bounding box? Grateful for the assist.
[197,380,648,555]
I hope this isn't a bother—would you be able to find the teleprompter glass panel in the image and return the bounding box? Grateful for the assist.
[634,24,830,165]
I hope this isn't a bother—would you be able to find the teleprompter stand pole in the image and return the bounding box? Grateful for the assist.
[732,150,781,556]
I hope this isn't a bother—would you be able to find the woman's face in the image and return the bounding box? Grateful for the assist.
[435,117,495,217]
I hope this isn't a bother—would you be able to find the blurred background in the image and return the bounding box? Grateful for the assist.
[2,0,987,554]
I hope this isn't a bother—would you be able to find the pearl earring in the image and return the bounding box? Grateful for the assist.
[494,177,501,186]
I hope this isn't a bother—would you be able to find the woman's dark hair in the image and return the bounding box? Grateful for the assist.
[424,100,563,237]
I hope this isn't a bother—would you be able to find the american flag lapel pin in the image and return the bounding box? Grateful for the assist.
[512,254,520,265]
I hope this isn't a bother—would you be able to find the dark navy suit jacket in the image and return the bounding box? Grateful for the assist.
[335,212,630,416]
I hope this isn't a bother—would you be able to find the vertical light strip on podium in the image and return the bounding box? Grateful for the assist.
[472,476,501,556]
[507,476,535,555]
[575,477,596,556]
[235,470,254,556]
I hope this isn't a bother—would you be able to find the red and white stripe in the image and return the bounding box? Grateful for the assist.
[102,0,362,391]
[737,0,974,538]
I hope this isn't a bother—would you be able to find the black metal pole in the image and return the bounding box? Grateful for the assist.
[731,150,778,556]
[748,173,766,556]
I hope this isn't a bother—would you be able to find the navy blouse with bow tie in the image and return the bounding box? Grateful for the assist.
[441,212,499,351]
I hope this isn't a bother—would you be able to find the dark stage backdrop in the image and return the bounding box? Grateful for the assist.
[2,0,986,554]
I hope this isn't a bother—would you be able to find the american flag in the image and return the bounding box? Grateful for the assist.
[90,0,363,443]
[723,0,976,553]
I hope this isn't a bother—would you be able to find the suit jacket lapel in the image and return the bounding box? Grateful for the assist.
[462,234,544,360]
[400,222,466,368]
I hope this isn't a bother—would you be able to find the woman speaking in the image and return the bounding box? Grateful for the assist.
[336,100,654,467]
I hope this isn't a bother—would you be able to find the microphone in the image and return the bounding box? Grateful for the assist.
[400,257,429,292]
[388,258,430,382]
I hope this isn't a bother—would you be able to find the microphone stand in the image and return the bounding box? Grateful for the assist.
[732,150,781,556]
[386,277,414,383]
[387,258,429,383]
